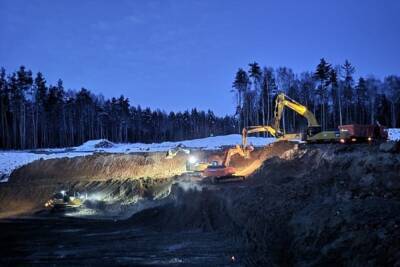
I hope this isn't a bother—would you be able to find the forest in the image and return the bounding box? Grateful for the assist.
[0,59,399,149]
[0,66,235,149]
[232,59,400,134]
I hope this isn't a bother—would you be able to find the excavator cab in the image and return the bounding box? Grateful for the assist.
[302,126,323,141]
[306,126,322,137]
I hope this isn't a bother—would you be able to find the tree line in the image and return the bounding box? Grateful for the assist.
[1,60,399,149]
[232,59,400,134]
[0,66,236,149]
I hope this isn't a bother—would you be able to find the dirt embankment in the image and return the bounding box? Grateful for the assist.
[0,151,190,218]
[226,143,400,266]
[10,152,189,183]
[0,143,294,218]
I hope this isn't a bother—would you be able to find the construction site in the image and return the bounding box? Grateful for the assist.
[0,92,399,266]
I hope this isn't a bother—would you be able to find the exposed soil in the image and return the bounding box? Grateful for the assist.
[10,152,189,183]
[226,143,400,265]
[1,141,400,266]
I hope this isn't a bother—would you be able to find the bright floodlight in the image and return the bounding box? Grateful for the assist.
[188,155,197,164]
[60,190,66,196]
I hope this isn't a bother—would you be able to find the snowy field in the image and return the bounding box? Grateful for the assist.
[0,134,274,182]
[74,134,274,153]
[1,129,399,183]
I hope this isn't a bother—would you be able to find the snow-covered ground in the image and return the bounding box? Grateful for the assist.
[74,134,275,153]
[0,134,274,183]
[0,151,92,183]
[388,128,400,141]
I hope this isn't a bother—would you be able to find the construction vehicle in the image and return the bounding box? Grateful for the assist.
[272,93,388,143]
[165,144,190,159]
[271,93,339,142]
[186,156,209,173]
[244,93,387,143]
[165,144,209,173]
[44,190,85,212]
[339,124,388,143]
[238,93,338,144]
[203,144,251,183]
[202,93,387,182]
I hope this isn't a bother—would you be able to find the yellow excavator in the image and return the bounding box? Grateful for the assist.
[272,93,339,142]
[241,93,339,144]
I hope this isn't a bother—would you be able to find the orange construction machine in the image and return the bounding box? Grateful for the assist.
[203,144,253,183]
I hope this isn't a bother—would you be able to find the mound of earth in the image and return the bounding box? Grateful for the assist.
[0,151,189,218]
[226,143,400,265]
[94,139,114,148]
[10,152,188,183]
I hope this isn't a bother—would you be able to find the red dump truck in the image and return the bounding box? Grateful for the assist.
[338,124,388,143]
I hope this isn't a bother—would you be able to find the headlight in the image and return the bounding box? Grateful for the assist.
[188,156,197,164]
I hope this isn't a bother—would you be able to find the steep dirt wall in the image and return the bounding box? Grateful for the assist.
[0,177,173,219]
[0,151,190,218]
[9,152,189,183]
[226,143,400,266]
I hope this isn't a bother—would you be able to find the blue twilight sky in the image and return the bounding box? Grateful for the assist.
[0,0,399,116]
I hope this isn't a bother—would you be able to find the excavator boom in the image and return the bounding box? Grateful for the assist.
[241,126,277,149]
[273,93,320,136]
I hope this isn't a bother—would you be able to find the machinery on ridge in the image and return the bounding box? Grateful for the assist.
[272,93,339,142]
[167,92,387,182]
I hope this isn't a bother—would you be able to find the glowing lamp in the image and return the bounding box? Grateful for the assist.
[188,156,197,164]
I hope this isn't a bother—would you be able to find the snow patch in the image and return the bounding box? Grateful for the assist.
[0,152,91,183]
[388,128,400,141]
[74,134,274,153]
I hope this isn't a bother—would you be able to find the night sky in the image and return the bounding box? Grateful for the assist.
[1,0,399,115]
